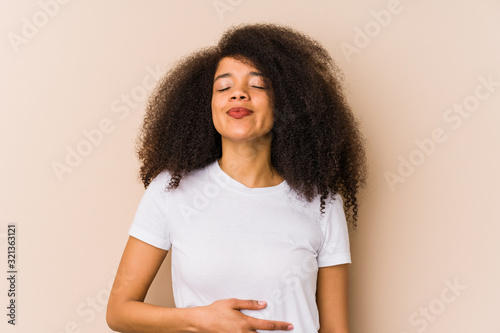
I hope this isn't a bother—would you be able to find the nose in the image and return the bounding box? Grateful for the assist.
[230,85,249,100]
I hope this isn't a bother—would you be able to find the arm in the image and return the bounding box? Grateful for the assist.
[106,236,294,333]
[106,235,195,332]
[316,264,350,333]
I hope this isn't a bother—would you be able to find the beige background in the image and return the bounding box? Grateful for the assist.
[1,1,499,332]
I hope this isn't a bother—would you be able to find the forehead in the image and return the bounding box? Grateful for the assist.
[214,56,260,75]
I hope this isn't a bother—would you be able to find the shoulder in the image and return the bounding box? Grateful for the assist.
[284,188,344,223]
[289,188,343,209]
[322,192,345,222]
[147,163,215,194]
[328,192,344,209]
[146,170,172,192]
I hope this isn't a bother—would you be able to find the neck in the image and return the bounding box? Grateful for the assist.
[218,136,284,188]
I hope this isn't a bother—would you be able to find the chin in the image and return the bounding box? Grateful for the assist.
[221,132,272,144]
[222,135,256,143]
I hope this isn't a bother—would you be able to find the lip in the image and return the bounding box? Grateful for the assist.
[226,107,254,119]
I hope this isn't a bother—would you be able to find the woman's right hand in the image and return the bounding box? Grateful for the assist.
[192,298,294,332]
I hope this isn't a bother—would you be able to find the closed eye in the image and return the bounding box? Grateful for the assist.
[217,87,230,92]
[252,86,266,89]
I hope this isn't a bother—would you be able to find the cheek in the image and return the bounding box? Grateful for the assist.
[211,92,225,112]
[259,99,274,128]
[211,98,223,132]
[211,94,217,116]
[265,113,274,130]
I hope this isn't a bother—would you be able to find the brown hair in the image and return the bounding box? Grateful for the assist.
[136,23,367,227]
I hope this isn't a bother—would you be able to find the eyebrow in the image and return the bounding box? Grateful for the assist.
[213,71,263,82]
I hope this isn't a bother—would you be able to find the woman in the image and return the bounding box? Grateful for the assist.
[107,23,366,332]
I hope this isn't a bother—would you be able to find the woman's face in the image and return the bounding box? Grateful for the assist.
[211,57,274,144]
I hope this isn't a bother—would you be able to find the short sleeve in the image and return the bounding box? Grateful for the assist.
[317,193,351,267]
[128,172,172,250]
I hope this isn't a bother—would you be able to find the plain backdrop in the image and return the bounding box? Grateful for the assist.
[1,1,499,332]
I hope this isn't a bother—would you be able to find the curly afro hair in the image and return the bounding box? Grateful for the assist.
[136,23,367,228]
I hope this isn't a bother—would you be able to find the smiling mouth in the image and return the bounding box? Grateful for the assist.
[227,107,253,119]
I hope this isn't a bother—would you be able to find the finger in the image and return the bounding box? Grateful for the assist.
[229,299,268,311]
[248,318,294,331]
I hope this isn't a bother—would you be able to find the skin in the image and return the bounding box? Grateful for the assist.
[211,56,283,188]
[317,264,350,333]
[106,56,350,333]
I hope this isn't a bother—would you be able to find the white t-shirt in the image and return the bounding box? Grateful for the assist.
[129,160,351,332]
